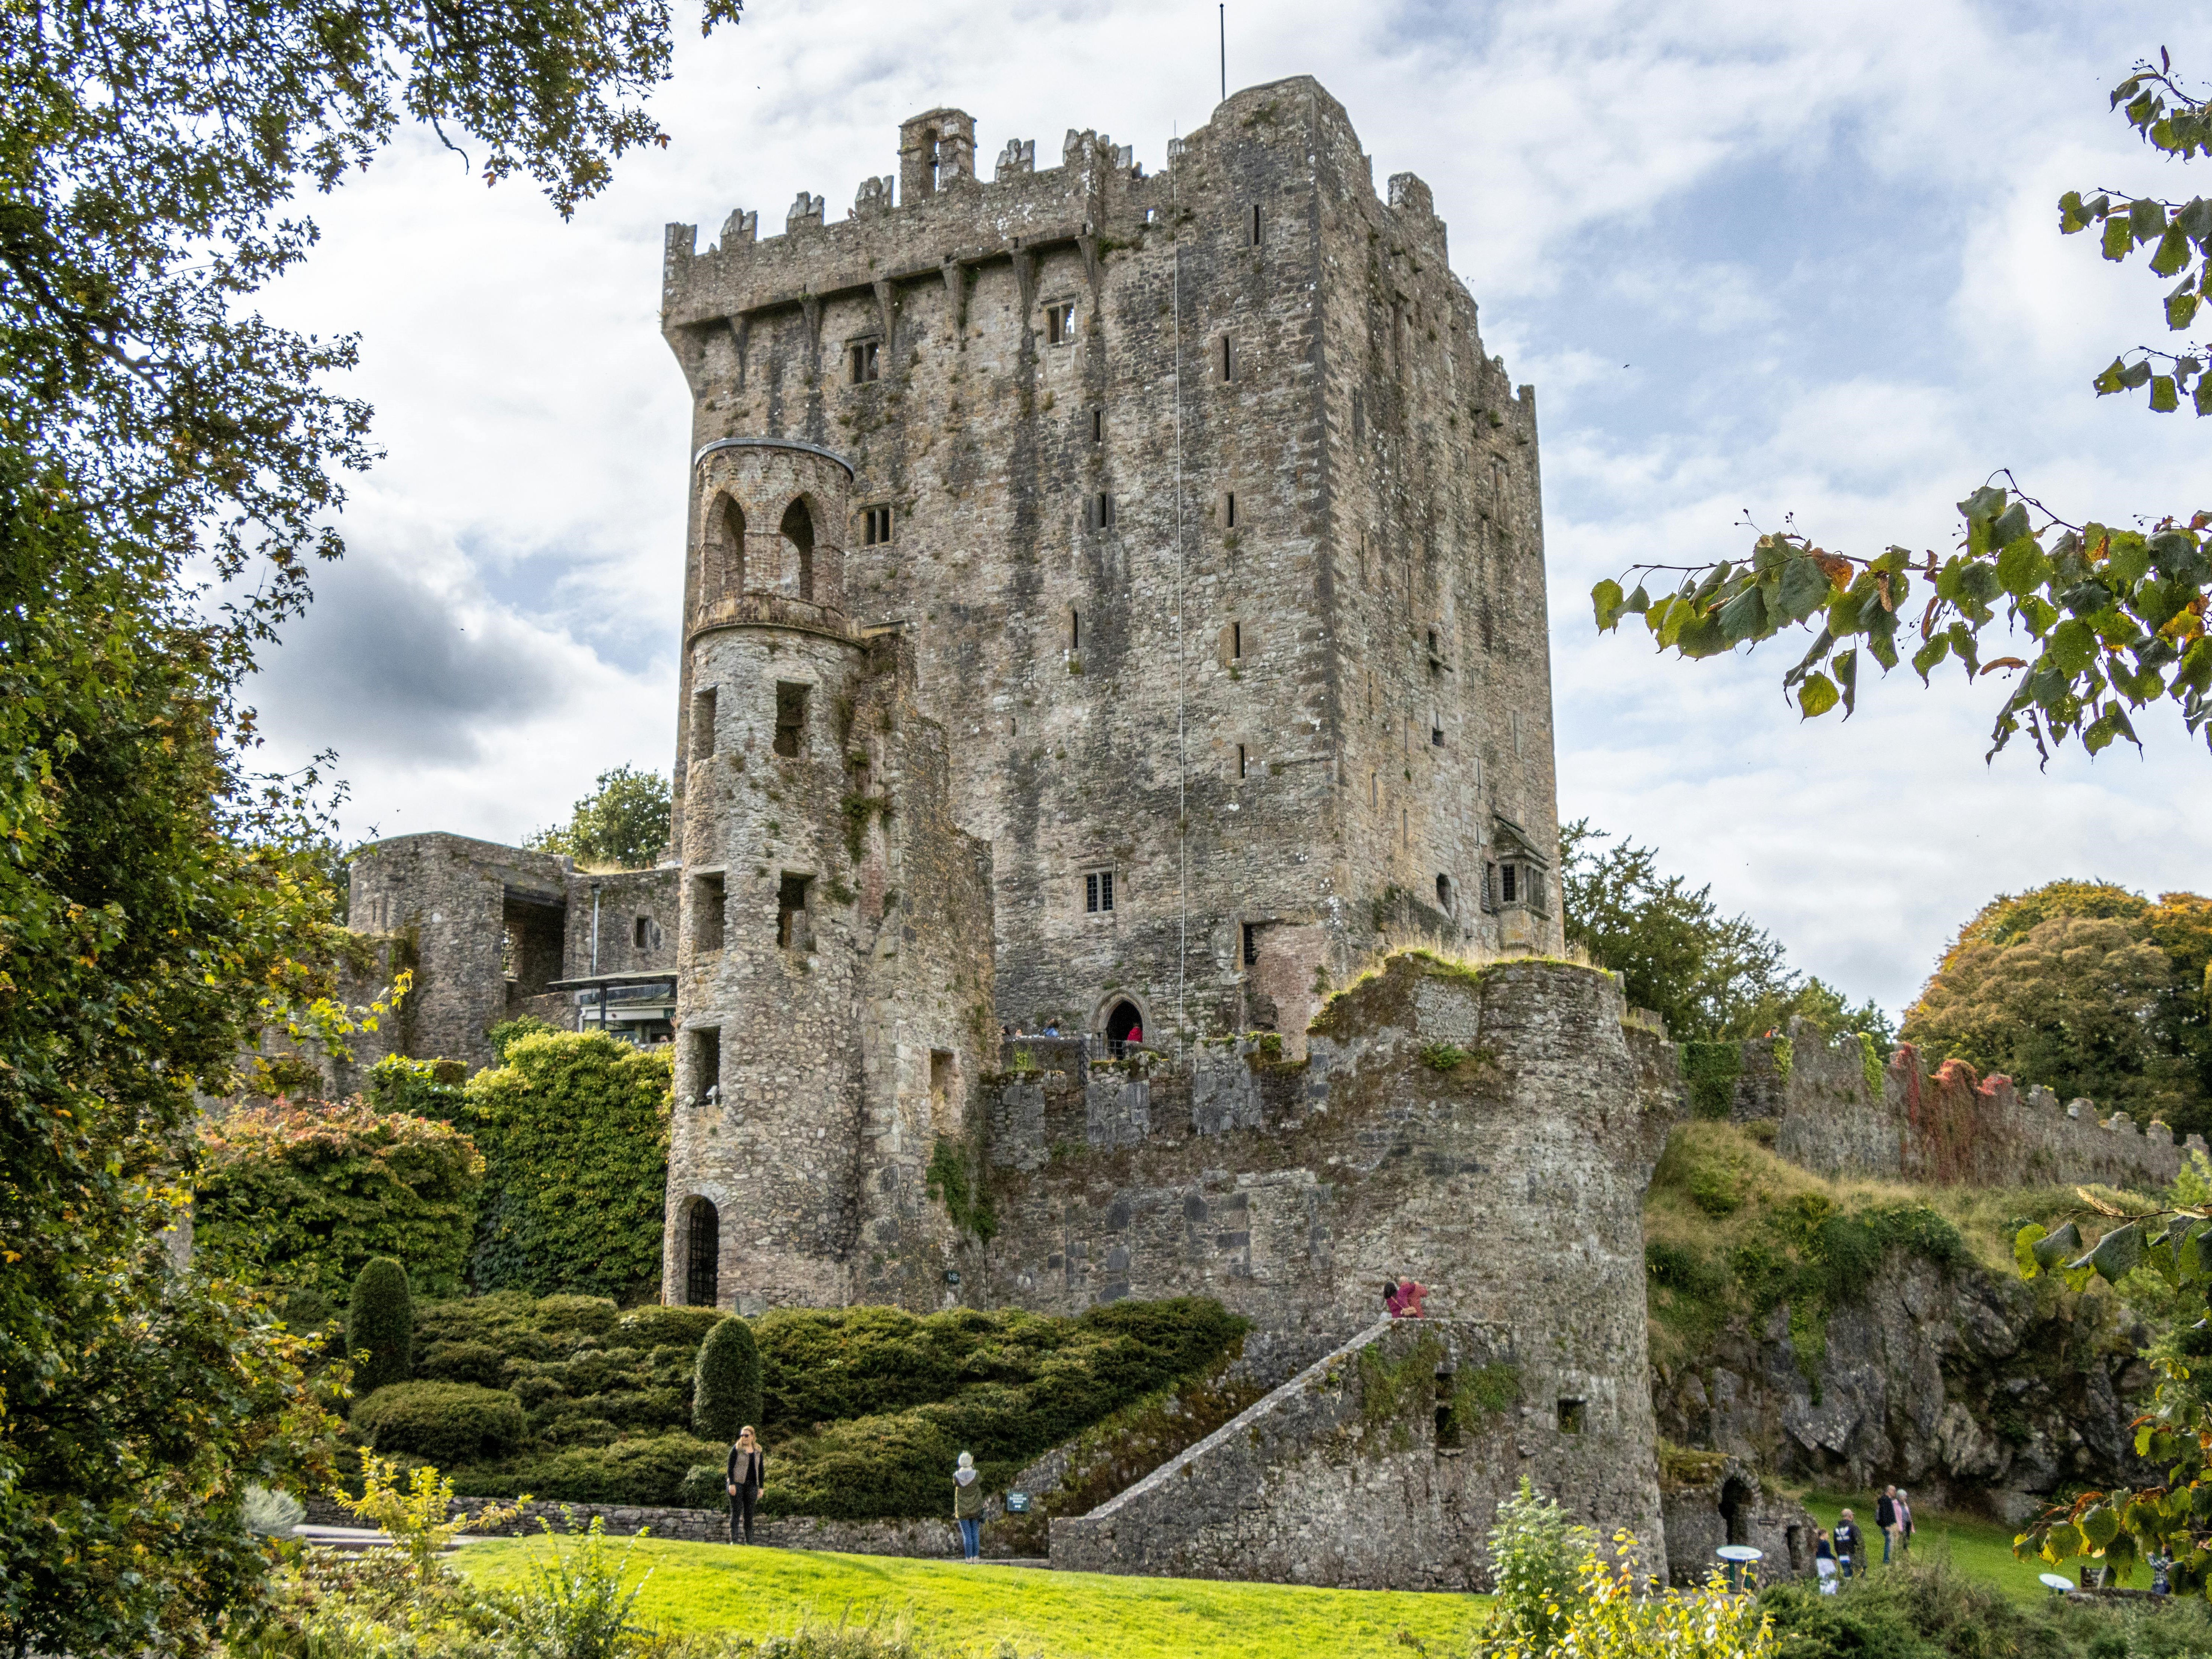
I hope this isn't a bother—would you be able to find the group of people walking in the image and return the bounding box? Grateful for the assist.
[721,1429,994,1563]
[1807,1487,1915,1590]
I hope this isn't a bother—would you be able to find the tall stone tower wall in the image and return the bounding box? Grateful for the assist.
[662,76,1564,1047]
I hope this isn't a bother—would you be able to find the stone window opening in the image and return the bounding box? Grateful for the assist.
[692,1027,720,1104]
[1499,863,1517,905]
[1231,619,1243,658]
[693,873,726,953]
[683,1196,719,1307]
[1083,868,1115,915]
[633,915,651,950]
[779,500,816,599]
[1085,492,1115,530]
[500,924,519,982]
[1557,1397,1586,1436]
[1069,608,1080,651]
[861,504,894,546]
[1091,407,1104,442]
[1370,771,1378,807]
[705,494,746,602]
[1434,1369,1463,1450]
[1218,335,1234,382]
[1351,387,1365,439]
[773,681,809,758]
[1431,707,1445,746]
[1436,874,1452,912]
[1246,201,1262,246]
[1044,301,1075,345]
[776,873,813,951]
[1236,743,1247,779]
[691,688,717,760]
[1242,922,1260,967]
[930,1048,958,1129]
[850,339,880,384]
[1224,491,1238,529]
[1720,1477,1750,1546]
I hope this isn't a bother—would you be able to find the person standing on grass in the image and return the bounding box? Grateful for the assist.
[1833,1508,1862,1580]
[954,1450,986,1562]
[1875,1486,1898,1564]
[726,1425,766,1545]
[1896,1490,1914,1558]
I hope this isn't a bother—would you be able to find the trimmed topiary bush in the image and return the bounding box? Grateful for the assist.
[693,1315,763,1442]
[348,1256,414,1396]
[451,1433,722,1506]
[353,1380,527,1465]
[415,1339,509,1389]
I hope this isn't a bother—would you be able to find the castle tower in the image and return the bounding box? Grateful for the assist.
[661,78,1566,1054]
[665,438,995,1313]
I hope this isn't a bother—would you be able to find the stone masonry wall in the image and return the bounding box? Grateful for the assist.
[967,954,1667,1552]
[661,76,1564,1046]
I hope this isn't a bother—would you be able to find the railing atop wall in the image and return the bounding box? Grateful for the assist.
[689,591,854,642]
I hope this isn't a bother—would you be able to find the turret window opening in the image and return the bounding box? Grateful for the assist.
[691,688,717,761]
[683,1196,719,1308]
[694,873,726,953]
[779,500,816,599]
[706,495,746,602]
[777,873,813,951]
[773,682,809,758]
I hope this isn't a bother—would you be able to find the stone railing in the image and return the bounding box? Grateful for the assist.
[689,591,853,642]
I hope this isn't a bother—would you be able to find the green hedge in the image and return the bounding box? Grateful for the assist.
[451,1433,722,1506]
[348,1257,414,1395]
[194,1099,482,1300]
[758,1299,1248,1519]
[462,1033,671,1302]
[354,1380,528,1465]
[694,1315,763,1441]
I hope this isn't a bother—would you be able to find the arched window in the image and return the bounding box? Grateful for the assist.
[706,495,745,602]
[685,1198,719,1307]
[1105,999,1142,1056]
[1436,874,1452,912]
[780,499,815,600]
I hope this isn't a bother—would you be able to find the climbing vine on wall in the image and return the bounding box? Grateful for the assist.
[1680,1042,1743,1119]
[462,1032,672,1301]
[925,1137,997,1243]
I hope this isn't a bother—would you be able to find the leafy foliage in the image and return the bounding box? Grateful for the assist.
[1561,820,1893,1044]
[526,764,675,871]
[368,1054,470,1121]
[194,1097,484,1300]
[349,1256,417,1397]
[694,1316,765,1443]
[1905,879,2212,1136]
[512,1510,660,1659]
[1478,1476,1592,1653]
[1477,1524,1777,1659]
[1590,62,2210,763]
[463,1032,673,1302]
[353,1380,530,1466]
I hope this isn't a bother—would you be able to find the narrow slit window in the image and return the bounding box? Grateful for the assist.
[1436,874,1452,912]
[633,915,650,949]
[1070,608,1081,650]
[1091,407,1104,442]
[1249,202,1262,245]
[691,688,717,760]
[1045,301,1075,345]
[850,339,880,383]
[694,873,726,953]
[1242,923,1260,966]
[773,682,809,758]
[1231,620,1242,659]
[684,1195,719,1306]
[862,505,894,546]
[1351,387,1365,439]
[1225,492,1238,529]
[1502,864,1519,904]
[776,873,813,951]
[1084,869,1115,914]
[1220,335,1233,382]
[1432,709,1445,746]
[1086,492,1114,530]
[1236,743,1247,778]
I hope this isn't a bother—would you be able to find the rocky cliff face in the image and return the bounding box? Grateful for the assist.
[1652,1255,2155,1524]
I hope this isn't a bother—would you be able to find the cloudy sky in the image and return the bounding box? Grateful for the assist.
[244,0,2212,1017]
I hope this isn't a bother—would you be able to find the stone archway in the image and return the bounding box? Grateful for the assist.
[1093,990,1157,1056]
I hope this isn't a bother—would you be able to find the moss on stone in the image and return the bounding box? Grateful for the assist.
[1680,1041,1743,1120]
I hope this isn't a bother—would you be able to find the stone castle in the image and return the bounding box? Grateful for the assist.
[320,80,2197,1588]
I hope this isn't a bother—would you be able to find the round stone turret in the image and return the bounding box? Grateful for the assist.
[688,436,852,629]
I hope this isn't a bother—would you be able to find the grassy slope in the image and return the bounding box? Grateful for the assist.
[1796,1493,2050,1607]
[456,1538,1489,1659]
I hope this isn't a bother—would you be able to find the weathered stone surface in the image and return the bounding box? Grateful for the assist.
[1657,1454,1818,1588]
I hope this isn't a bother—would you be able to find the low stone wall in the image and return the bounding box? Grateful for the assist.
[304,1494,992,1556]
[1657,1454,1816,1588]
[1052,1318,1596,1592]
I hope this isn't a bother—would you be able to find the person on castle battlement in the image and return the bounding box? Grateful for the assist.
[1383,1280,1427,1318]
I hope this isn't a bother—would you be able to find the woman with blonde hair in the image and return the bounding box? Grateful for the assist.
[726,1425,766,1544]
[953,1450,986,1562]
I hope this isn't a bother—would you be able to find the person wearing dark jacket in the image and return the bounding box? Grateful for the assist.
[953,1450,988,1561]
[1875,1487,1899,1564]
[1833,1509,1863,1579]
[726,1426,766,1544]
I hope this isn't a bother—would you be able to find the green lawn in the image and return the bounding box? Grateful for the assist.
[456,1537,1490,1659]
[1799,1491,2051,1606]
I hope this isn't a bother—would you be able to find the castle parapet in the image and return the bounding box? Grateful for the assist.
[687,591,854,644]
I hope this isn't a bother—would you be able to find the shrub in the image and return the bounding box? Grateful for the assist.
[416,1339,510,1389]
[1479,1477,1593,1653]
[353,1381,528,1465]
[463,1033,672,1302]
[367,1054,467,1121]
[195,1098,483,1300]
[349,1256,415,1395]
[694,1316,764,1442]
[453,1433,723,1506]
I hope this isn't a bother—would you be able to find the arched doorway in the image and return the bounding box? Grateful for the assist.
[1105,999,1143,1056]
[684,1197,720,1307]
